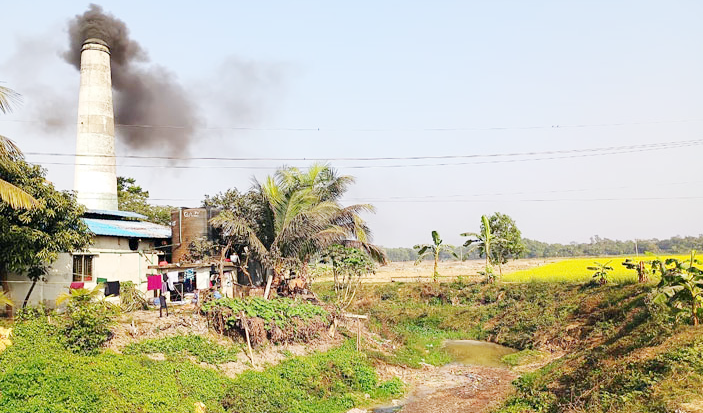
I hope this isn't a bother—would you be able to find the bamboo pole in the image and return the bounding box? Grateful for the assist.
[241,311,255,365]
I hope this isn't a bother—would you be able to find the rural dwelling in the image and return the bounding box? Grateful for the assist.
[6,209,171,309]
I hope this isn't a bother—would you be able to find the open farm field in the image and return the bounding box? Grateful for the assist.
[324,258,560,283]
[502,254,690,283]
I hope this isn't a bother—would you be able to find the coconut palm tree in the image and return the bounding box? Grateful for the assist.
[0,85,37,210]
[211,164,386,289]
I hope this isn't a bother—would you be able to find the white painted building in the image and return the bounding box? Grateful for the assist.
[6,210,170,309]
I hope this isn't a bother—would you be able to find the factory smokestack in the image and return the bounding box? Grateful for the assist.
[65,4,199,157]
[73,37,118,210]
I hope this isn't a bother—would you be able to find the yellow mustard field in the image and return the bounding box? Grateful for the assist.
[503,255,690,283]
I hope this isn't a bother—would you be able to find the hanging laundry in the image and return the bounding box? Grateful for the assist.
[147,275,161,291]
[97,277,107,284]
[196,268,209,290]
[70,282,84,290]
[104,281,120,297]
[184,269,195,292]
[167,271,179,291]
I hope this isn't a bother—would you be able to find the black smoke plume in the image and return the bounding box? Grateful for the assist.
[64,4,198,156]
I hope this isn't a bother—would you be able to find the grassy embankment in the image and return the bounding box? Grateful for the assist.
[0,309,403,413]
[329,275,703,412]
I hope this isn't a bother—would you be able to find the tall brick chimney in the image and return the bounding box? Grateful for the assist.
[73,38,118,210]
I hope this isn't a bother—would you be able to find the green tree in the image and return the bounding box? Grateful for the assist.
[0,159,92,309]
[117,177,172,226]
[462,215,504,282]
[211,163,385,291]
[483,212,525,275]
[0,85,38,210]
[322,245,375,308]
[414,230,457,282]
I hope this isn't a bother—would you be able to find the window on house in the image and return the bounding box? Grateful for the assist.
[72,255,94,282]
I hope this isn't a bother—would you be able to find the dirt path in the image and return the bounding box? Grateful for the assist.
[399,366,516,413]
[366,363,517,413]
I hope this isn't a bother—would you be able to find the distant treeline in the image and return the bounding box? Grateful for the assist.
[383,234,703,262]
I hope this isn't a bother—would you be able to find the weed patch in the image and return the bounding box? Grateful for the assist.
[123,334,241,364]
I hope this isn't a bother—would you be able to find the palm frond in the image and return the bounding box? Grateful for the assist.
[0,178,38,210]
[0,135,23,161]
[0,291,13,308]
[0,85,21,114]
[210,211,268,258]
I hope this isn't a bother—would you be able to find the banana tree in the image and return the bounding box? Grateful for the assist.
[414,230,457,282]
[461,215,505,282]
[588,261,613,285]
[652,251,703,326]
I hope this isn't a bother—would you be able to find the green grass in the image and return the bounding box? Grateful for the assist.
[501,349,546,367]
[0,318,404,413]
[123,334,242,364]
[327,279,703,413]
[502,255,689,283]
[222,343,404,413]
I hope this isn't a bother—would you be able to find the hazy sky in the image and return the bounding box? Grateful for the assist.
[2,1,702,247]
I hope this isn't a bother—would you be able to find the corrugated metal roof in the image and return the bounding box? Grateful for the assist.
[85,209,147,219]
[83,218,171,239]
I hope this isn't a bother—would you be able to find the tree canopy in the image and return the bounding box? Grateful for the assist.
[0,158,92,306]
[483,212,525,270]
[210,163,386,285]
[117,177,172,226]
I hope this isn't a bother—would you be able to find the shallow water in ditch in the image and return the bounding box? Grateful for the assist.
[442,340,517,368]
[370,340,516,412]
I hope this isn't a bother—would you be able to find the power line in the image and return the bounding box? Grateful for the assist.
[4,117,703,132]
[78,179,702,203]
[24,138,703,161]
[360,196,703,203]
[31,140,701,170]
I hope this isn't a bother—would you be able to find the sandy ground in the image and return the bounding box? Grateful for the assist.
[371,364,518,413]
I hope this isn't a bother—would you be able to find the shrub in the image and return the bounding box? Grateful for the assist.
[61,300,118,354]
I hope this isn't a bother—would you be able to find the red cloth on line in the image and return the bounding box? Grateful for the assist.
[147,275,162,291]
[70,282,84,290]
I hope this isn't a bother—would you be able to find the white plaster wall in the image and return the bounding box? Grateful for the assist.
[74,39,118,211]
[6,236,163,309]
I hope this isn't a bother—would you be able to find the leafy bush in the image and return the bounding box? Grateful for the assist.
[124,335,240,364]
[60,299,118,355]
[14,304,49,322]
[202,297,329,337]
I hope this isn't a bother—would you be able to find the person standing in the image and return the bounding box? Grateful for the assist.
[160,273,169,317]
